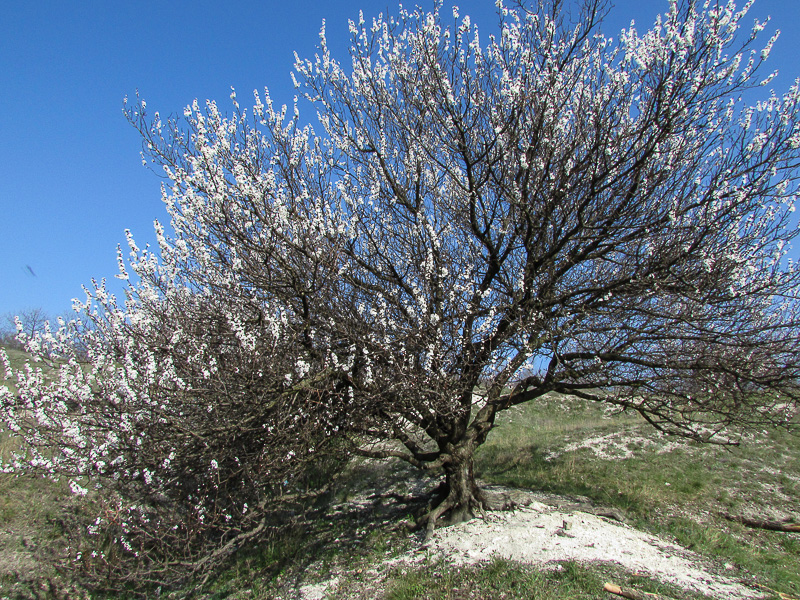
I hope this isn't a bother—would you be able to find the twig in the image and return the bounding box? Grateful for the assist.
[754,583,800,600]
[720,513,800,532]
[603,582,676,600]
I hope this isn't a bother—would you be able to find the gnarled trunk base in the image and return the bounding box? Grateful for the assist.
[417,454,487,540]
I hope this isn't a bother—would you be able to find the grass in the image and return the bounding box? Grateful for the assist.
[474,395,800,598]
[0,470,73,598]
[1,344,30,395]
[381,557,710,600]
[0,358,798,598]
[192,397,799,599]
[0,344,81,598]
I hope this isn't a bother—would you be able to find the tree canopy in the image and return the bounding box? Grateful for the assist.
[2,0,800,590]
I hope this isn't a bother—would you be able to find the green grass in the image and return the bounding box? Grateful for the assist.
[0,344,80,597]
[197,396,800,599]
[0,369,798,599]
[0,471,73,598]
[1,344,30,369]
[474,396,800,598]
[381,557,710,600]
[1,345,29,395]
[1,342,66,400]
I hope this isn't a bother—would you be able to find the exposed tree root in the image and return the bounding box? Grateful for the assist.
[409,480,490,542]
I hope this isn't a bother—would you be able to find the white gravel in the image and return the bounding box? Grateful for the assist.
[422,502,760,599]
[300,501,763,599]
[546,431,685,461]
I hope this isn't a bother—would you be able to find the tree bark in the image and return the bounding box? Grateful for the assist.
[603,582,676,600]
[721,513,800,532]
[420,445,488,539]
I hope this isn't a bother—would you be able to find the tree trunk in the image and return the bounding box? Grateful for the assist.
[420,445,487,539]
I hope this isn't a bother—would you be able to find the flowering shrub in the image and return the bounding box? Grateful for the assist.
[1,285,353,587]
[3,0,800,591]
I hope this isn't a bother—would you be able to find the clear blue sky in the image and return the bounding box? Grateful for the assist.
[2,0,799,320]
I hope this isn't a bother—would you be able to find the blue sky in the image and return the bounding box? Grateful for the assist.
[2,0,799,320]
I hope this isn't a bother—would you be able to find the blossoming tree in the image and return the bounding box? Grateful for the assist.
[3,0,800,587]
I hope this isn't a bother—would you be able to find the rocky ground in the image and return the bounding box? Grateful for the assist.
[297,484,764,600]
